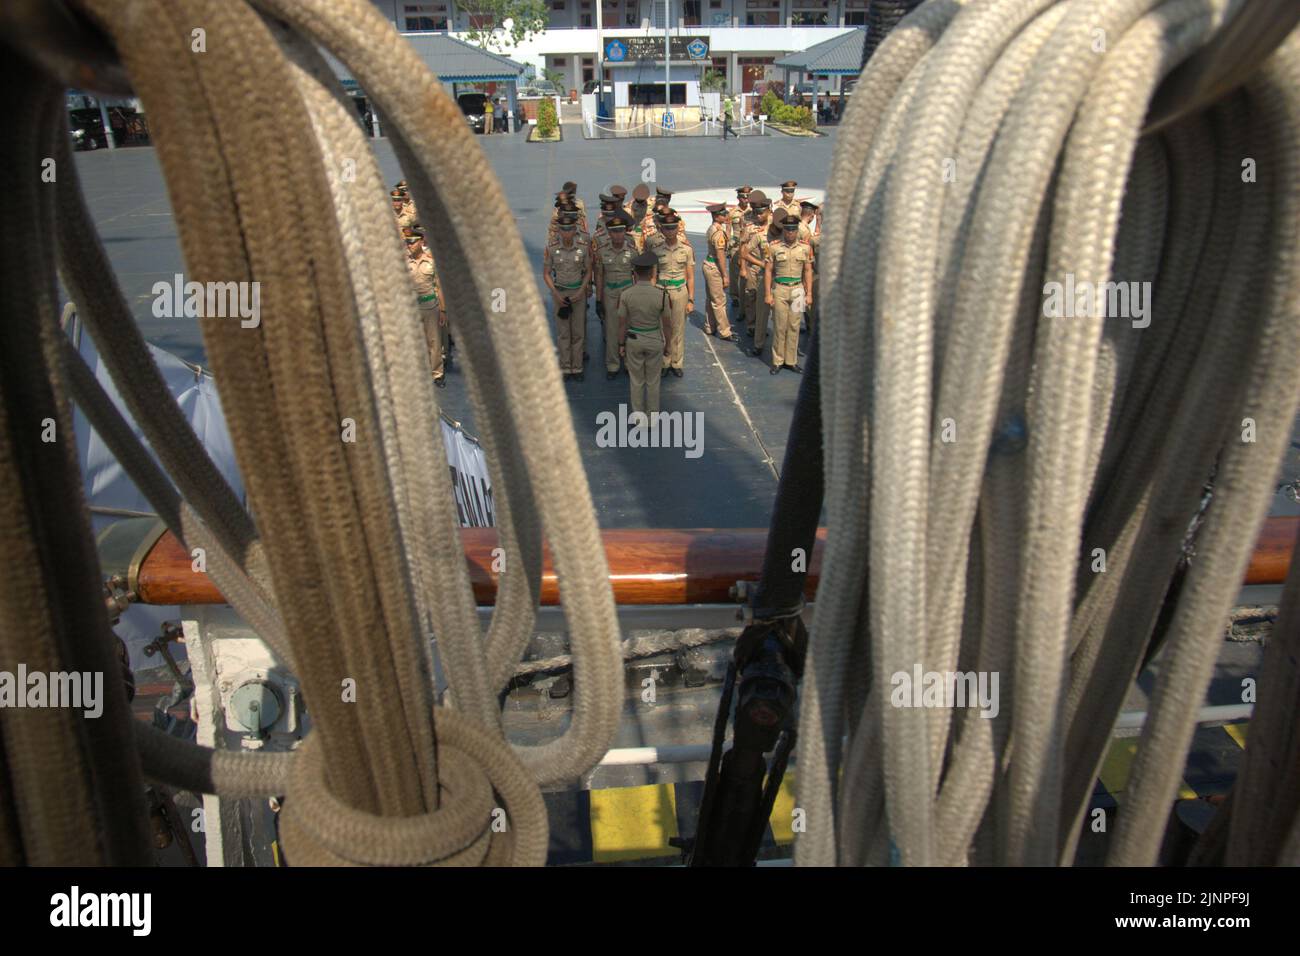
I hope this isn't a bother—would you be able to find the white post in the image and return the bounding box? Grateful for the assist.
[507,109,514,134]
[664,0,671,119]
[98,101,116,149]
[760,114,766,135]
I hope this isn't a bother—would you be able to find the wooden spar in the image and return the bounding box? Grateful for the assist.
[132,518,1299,607]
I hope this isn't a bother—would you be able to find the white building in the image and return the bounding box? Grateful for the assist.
[366,0,862,96]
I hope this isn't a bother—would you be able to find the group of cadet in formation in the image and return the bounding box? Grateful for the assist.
[393,178,821,417]
[543,180,821,419]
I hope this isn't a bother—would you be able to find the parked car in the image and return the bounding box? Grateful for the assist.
[457,92,488,134]
[68,108,109,150]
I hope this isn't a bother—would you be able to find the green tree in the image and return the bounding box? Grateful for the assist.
[458,0,549,52]
[542,67,566,92]
[760,90,781,118]
[701,69,727,94]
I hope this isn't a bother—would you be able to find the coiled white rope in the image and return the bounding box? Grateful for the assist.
[803,0,1300,867]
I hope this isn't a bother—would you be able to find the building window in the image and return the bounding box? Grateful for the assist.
[581,13,593,24]
[845,10,866,24]
[552,0,566,9]
[745,1,780,26]
[403,2,449,30]
[553,57,567,66]
[629,83,687,105]
[467,13,495,28]
[626,10,638,25]
[683,0,701,25]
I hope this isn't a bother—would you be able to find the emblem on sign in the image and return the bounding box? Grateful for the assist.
[687,38,708,60]
[606,39,627,62]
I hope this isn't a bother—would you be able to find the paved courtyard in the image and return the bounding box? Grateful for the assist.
[70,126,837,529]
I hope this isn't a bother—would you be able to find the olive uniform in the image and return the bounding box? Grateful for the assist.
[740,191,772,351]
[766,217,813,370]
[404,228,447,385]
[728,186,753,309]
[618,255,672,416]
[653,212,694,373]
[547,224,591,376]
[702,204,733,338]
[597,216,637,374]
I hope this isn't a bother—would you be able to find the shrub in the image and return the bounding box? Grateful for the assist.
[760,90,782,119]
[771,103,814,131]
[537,96,558,138]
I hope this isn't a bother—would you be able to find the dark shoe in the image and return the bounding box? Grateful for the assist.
[788,364,804,374]
[606,371,617,380]
[672,368,683,378]
[731,298,739,308]
[769,366,781,375]
[719,333,737,342]
[748,347,763,357]
[583,352,589,362]
[661,367,669,377]
[435,376,446,389]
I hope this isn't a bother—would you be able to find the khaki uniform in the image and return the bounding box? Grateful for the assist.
[727,204,749,304]
[396,205,418,232]
[640,213,660,250]
[702,223,732,337]
[550,243,589,373]
[548,213,589,248]
[808,229,821,338]
[408,249,446,379]
[625,207,647,250]
[766,239,812,368]
[774,198,801,222]
[654,238,694,371]
[742,223,771,347]
[598,242,636,372]
[618,283,669,416]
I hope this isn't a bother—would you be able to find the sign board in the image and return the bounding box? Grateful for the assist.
[606,36,710,62]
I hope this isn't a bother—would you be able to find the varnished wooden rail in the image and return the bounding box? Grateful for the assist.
[131,518,1299,607]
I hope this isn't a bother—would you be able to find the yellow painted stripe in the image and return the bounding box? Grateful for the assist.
[769,773,798,845]
[1100,738,1196,801]
[589,783,678,862]
[1224,722,1248,749]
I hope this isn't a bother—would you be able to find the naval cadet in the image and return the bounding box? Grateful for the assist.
[544,214,592,381]
[728,186,753,309]
[596,213,636,379]
[740,191,772,354]
[653,211,694,378]
[618,250,673,418]
[774,180,801,222]
[765,214,812,375]
[404,226,447,389]
[702,203,736,341]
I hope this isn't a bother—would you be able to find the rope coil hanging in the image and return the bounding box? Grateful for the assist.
[0,0,623,866]
[804,0,1300,867]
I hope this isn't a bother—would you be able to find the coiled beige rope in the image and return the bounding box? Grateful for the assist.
[1,0,622,865]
